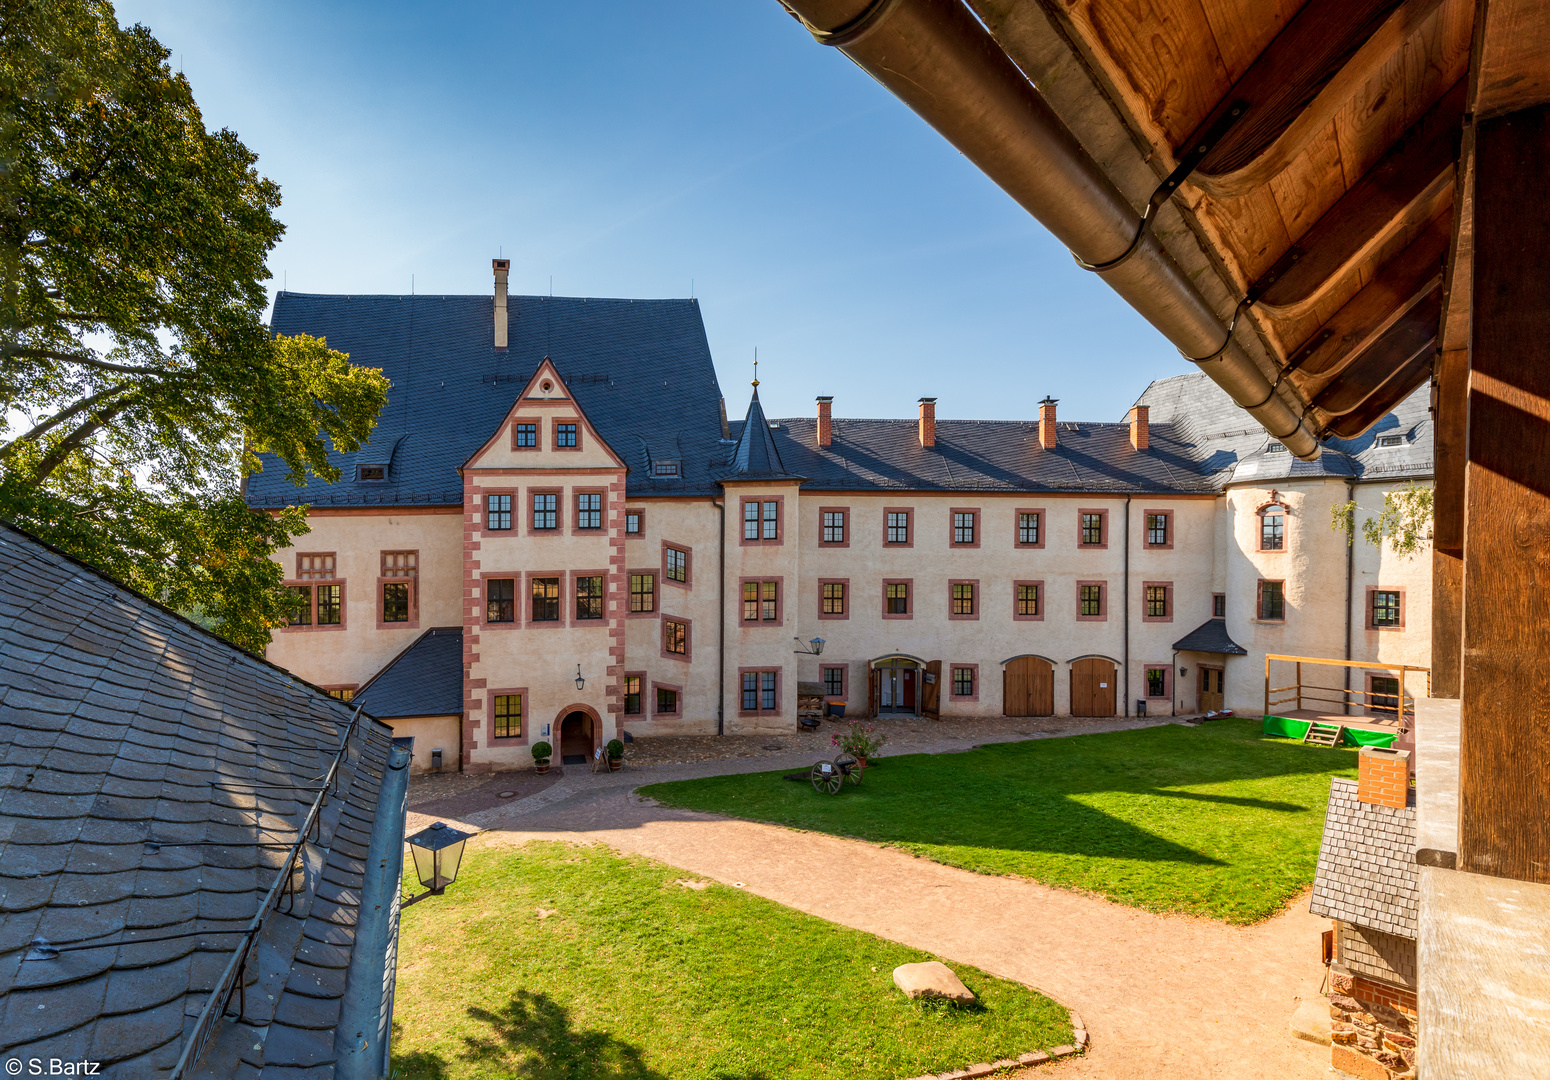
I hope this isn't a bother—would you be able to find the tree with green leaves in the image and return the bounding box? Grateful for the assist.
[1331,481,1434,559]
[1,0,388,652]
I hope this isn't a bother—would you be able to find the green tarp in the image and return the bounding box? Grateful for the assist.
[1261,714,1397,748]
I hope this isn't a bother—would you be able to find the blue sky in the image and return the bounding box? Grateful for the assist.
[116,1,1191,423]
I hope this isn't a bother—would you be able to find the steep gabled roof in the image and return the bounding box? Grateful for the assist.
[354,628,463,719]
[0,522,405,1077]
[1311,777,1419,940]
[1172,617,1247,655]
[724,386,803,482]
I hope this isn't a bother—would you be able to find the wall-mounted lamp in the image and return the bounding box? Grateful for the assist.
[793,636,826,655]
[575,664,586,692]
[1179,667,1189,677]
[402,821,472,907]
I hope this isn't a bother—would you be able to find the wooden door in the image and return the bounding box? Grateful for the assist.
[922,661,941,718]
[1198,667,1224,712]
[1003,656,1054,716]
[902,669,916,710]
[1071,658,1116,717]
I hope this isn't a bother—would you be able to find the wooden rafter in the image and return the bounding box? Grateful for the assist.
[1312,285,1440,416]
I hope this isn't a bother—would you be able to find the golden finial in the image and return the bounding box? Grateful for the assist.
[752,350,759,388]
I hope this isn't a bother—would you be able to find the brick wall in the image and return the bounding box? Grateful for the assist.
[1357,747,1411,808]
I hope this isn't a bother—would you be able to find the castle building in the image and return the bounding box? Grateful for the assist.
[246,263,1433,773]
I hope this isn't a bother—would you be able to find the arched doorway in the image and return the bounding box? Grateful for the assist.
[1070,657,1117,717]
[558,709,596,765]
[1004,655,1055,716]
[870,657,921,716]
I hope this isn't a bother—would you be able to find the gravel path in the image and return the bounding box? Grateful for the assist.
[405,717,1328,1079]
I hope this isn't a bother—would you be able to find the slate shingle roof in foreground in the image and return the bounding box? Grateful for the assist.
[354,628,463,720]
[1310,777,1419,939]
[0,522,408,1078]
[1171,617,1247,655]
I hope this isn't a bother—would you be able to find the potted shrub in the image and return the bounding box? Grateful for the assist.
[606,738,625,772]
[531,741,553,775]
[831,722,886,769]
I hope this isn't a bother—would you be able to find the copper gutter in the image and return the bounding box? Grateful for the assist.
[777,0,1321,459]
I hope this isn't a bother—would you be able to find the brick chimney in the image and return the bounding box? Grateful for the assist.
[816,396,833,448]
[492,258,510,349]
[1357,747,1411,808]
[918,397,936,448]
[1129,404,1150,451]
[1038,396,1059,450]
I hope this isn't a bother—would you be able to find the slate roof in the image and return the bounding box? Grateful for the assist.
[726,387,802,481]
[1171,617,1247,655]
[354,628,463,720]
[246,292,729,506]
[1310,777,1419,939]
[0,522,407,1078]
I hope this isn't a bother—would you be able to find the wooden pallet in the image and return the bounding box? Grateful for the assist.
[1304,722,1345,748]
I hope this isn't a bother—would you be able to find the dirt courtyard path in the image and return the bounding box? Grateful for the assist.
[438,766,1331,1080]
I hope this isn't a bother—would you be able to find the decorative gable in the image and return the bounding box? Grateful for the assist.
[464,356,625,471]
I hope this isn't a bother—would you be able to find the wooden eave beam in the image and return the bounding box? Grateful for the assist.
[1471,0,1550,121]
[1311,285,1442,417]
[1281,212,1453,397]
[1252,79,1465,318]
[1321,339,1438,439]
[1181,0,1445,199]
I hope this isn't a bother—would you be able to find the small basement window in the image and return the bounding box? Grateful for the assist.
[1377,434,1404,448]
[358,465,386,481]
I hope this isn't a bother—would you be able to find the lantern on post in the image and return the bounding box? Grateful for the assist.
[792,636,826,655]
[403,821,472,907]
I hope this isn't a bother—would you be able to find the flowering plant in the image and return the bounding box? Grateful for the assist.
[831,721,886,759]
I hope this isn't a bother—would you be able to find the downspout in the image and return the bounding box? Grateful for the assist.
[1344,478,1356,715]
[778,0,1320,459]
[714,497,726,735]
[1123,495,1131,718]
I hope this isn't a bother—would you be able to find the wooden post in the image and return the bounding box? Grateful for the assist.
[1296,661,1302,712]
[1264,655,1270,718]
[1432,346,1468,699]
[1399,668,1406,725]
[1459,102,1550,883]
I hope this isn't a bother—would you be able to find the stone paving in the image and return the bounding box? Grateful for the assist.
[405,716,1330,1079]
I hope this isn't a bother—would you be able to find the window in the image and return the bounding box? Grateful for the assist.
[316,584,341,625]
[486,493,512,531]
[664,618,688,655]
[953,667,974,697]
[1080,583,1103,617]
[741,670,778,713]
[326,688,355,702]
[823,666,845,697]
[576,492,602,530]
[1018,512,1041,546]
[514,422,537,448]
[486,578,515,623]
[1372,589,1401,628]
[626,511,642,535]
[885,582,910,615]
[1213,593,1226,618]
[630,573,656,613]
[1016,583,1040,617]
[1146,513,1169,546]
[1369,676,1400,716]
[743,500,759,540]
[763,501,778,540]
[575,575,604,620]
[1377,434,1404,448]
[533,492,558,530]
[555,422,577,448]
[886,510,910,544]
[623,675,642,715]
[664,546,687,583]
[1259,580,1285,621]
[651,460,680,477]
[288,585,313,626]
[382,582,410,623]
[1080,512,1105,546]
[822,582,846,615]
[1261,506,1285,550]
[492,693,522,739]
[1266,442,1288,454]
[1145,667,1167,699]
[951,582,976,616]
[296,553,335,580]
[1145,584,1170,619]
[952,511,977,545]
[822,511,846,544]
[357,465,386,481]
[741,499,780,542]
[531,577,560,622]
[382,551,417,579]
[742,580,778,622]
[656,686,679,714]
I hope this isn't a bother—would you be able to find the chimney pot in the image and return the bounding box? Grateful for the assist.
[1129,404,1150,451]
[918,397,937,448]
[492,258,510,350]
[1038,396,1058,450]
[816,396,833,448]
[1357,747,1411,808]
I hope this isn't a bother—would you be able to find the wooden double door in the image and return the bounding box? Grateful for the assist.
[1003,656,1054,716]
[1070,657,1117,717]
[1198,667,1224,712]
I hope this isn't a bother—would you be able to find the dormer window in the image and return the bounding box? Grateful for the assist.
[1265,442,1287,454]
[358,465,386,481]
[652,460,680,477]
[1377,434,1404,448]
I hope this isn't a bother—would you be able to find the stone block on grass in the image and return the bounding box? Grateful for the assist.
[893,962,976,1005]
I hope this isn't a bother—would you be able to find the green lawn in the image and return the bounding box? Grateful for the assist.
[641,719,1355,924]
[391,843,1072,1080]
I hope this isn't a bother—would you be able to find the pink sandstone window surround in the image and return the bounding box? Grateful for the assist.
[662,616,692,662]
[487,687,529,745]
[482,573,518,628]
[819,506,850,547]
[483,490,516,534]
[883,579,912,620]
[818,578,849,621]
[1144,509,1174,549]
[883,507,913,548]
[949,508,981,548]
[949,579,980,621]
[740,496,784,546]
[526,571,565,628]
[739,577,784,627]
[662,541,692,588]
[511,421,540,451]
[1013,580,1045,621]
[950,663,979,702]
[1142,581,1173,622]
[1368,586,1406,630]
[623,673,645,716]
[739,667,782,717]
[627,571,658,618]
[1015,509,1046,549]
[625,507,645,538]
[552,418,582,451]
[1077,580,1108,622]
[1078,509,1109,549]
[653,681,683,717]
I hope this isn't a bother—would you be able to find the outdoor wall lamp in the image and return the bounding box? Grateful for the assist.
[793,636,826,655]
[575,664,586,692]
[402,821,472,907]
[1179,667,1189,676]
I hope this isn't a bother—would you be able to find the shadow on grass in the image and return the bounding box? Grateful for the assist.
[394,990,776,1080]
